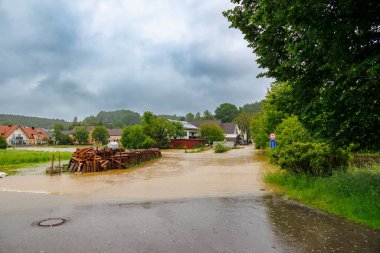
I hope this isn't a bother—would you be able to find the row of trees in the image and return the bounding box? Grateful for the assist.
[121,112,185,149]
[224,0,379,174]
[225,0,379,151]
[184,101,262,123]
[120,112,230,149]
[53,123,110,145]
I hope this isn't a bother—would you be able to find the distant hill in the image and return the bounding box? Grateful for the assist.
[157,114,184,120]
[0,114,68,129]
[83,109,141,128]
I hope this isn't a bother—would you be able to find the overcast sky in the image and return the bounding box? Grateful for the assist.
[0,0,271,121]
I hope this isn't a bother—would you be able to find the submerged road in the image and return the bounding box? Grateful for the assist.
[0,147,379,252]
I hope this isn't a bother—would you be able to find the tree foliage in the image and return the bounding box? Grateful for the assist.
[202,110,214,120]
[186,113,195,121]
[250,112,268,149]
[92,126,110,145]
[141,112,185,148]
[224,0,380,150]
[250,82,290,148]
[0,135,7,149]
[74,127,88,144]
[120,125,155,149]
[234,112,253,142]
[52,123,72,145]
[200,123,225,143]
[239,101,263,114]
[0,114,68,129]
[214,103,239,123]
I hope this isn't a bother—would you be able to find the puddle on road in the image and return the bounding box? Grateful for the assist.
[263,194,380,252]
[0,147,268,202]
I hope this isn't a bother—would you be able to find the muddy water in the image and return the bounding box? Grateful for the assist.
[1,146,379,252]
[0,147,268,204]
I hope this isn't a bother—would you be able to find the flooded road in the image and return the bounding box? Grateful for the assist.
[1,147,268,204]
[0,147,379,252]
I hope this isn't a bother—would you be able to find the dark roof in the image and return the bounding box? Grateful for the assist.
[73,126,94,132]
[189,120,238,135]
[108,128,123,136]
[189,120,222,128]
[220,123,236,135]
[61,130,74,135]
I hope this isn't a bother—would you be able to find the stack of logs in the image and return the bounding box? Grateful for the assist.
[68,147,161,173]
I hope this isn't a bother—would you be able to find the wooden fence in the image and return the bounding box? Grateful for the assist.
[351,154,380,168]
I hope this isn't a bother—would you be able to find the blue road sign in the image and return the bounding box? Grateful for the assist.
[270,139,276,149]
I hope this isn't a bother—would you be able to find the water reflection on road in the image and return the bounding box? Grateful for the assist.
[264,194,380,252]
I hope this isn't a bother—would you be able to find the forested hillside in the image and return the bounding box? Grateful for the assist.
[83,109,141,128]
[0,114,68,129]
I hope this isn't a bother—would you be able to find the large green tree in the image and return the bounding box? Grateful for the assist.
[92,126,110,145]
[224,0,380,150]
[214,103,239,123]
[120,125,155,149]
[141,112,185,148]
[74,127,88,144]
[234,112,253,142]
[239,101,263,114]
[200,123,225,143]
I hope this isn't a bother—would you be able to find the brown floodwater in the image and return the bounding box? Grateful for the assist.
[0,146,379,252]
[0,147,269,204]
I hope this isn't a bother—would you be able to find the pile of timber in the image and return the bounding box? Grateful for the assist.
[68,147,161,173]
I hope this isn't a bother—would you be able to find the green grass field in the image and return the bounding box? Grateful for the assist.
[265,166,380,229]
[0,150,72,175]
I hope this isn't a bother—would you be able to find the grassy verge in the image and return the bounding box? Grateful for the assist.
[265,166,380,229]
[0,150,72,175]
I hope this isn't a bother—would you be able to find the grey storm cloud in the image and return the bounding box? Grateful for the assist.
[0,0,271,121]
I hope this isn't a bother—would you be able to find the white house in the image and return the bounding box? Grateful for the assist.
[0,125,29,145]
[170,120,200,139]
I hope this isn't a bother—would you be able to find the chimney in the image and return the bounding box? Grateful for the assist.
[8,125,11,127]
[32,127,35,130]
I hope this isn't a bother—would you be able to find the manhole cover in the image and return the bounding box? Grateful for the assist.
[32,218,70,227]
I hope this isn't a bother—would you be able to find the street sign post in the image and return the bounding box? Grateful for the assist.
[269,133,276,148]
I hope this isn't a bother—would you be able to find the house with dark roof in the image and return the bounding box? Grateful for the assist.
[169,120,200,139]
[108,128,123,143]
[189,120,242,145]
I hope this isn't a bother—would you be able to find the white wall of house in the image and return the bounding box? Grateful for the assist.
[108,135,121,142]
[6,127,29,145]
[184,130,200,139]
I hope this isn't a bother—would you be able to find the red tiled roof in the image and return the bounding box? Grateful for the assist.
[0,125,21,139]
[23,127,49,140]
[0,125,50,140]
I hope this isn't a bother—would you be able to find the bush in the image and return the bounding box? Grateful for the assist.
[278,142,349,175]
[214,143,231,153]
[121,125,155,149]
[0,136,7,149]
[200,123,225,144]
[269,115,314,163]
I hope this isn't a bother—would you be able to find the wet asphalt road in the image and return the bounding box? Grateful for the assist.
[0,192,379,253]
